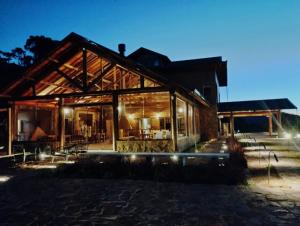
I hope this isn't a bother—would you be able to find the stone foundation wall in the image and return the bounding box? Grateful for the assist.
[200,105,218,141]
[117,140,174,152]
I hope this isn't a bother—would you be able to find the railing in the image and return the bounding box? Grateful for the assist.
[240,134,279,184]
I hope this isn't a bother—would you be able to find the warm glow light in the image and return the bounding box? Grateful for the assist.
[54,97,60,101]
[0,176,11,183]
[155,113,161,119]
[171,155,178,162]
[128,114,135,120]
[178,108,184,113]
[63,108,71,115]
[117,106,122,111]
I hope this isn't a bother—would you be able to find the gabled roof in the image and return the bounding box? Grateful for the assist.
[128,47,171,62]
[1,33,170,96]
[0,32,208,106]
[218,98,297,112]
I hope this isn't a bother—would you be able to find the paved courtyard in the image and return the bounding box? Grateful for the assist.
[0,134,300,226]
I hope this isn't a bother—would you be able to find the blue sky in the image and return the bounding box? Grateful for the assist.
[0,0,299,113]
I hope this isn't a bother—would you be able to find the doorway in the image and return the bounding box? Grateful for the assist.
[64,105,113,151]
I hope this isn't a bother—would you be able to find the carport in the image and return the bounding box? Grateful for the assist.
[218,98,297,137]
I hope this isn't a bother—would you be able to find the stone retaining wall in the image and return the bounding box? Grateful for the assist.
[117,139,174,152]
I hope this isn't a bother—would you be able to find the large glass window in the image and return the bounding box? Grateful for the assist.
[118,92,171,140]
[188,104,194,135]
[16,106,54,141]
[176,98,187,137]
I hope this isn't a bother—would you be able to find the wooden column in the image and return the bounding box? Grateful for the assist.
[7,107,12,156]
[82,48,88,92]
[230,112,234,137]
[277,110,282,132]
[112,94,119,151]
[58,98,65,150]
[171,93,178,151]
[268,113,273,136]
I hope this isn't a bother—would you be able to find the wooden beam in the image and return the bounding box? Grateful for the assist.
[171,93,178,151]
[7,107,12,155]
[218,110,278,118]
[7,46,81,96]
[88,64,115,90]
[140,75,144,88]
[31,80,36,96]
[12,86,169,101]
[55,69,84,91]
[230,112,234,137]
[82,48,88,92]
[269,113,273,136]
[58,98,65,150]
[103,70,129,90]
[112,94,119,151]
[63,102,113,108]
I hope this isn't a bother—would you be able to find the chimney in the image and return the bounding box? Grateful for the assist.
[118,43,126,57]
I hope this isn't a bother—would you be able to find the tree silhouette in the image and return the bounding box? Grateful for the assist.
[0,35,59,67]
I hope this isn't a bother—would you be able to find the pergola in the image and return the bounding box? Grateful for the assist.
[218,98,297,136]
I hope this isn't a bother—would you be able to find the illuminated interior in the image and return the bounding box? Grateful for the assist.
[118,92,171,140]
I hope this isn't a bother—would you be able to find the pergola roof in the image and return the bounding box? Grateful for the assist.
[218,98,297,112]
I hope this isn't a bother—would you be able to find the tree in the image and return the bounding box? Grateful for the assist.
[0,35,59,68]
[24,35,59,64]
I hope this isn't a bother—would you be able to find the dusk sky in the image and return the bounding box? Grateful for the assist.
[0,0,299,113]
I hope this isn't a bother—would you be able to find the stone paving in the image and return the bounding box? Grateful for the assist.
[0,135,300,225]
[0,172,300,226]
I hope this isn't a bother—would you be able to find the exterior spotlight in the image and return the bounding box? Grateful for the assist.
[171,155,178,162]
[130,154,136,161]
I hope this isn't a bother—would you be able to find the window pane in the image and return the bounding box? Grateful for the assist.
[144,78,160,87]
[176,98,187,137]
[118,92,171,140]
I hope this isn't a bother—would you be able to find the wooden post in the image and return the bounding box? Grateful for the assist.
[171,93,178,151]
[140,75,144,88]
[277,110,282,133]
[7,107,12,156]
[230,112,234,137]
[112,94,119,151]
[82,48,88,92]
[268,113,273,136]
[58,98,65,150]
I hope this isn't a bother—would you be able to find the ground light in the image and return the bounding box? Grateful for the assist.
[130,154,136,161]
[0,176,11,183]
[171,155,178,162]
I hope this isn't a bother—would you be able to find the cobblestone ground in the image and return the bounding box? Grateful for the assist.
[0,171,299,226]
